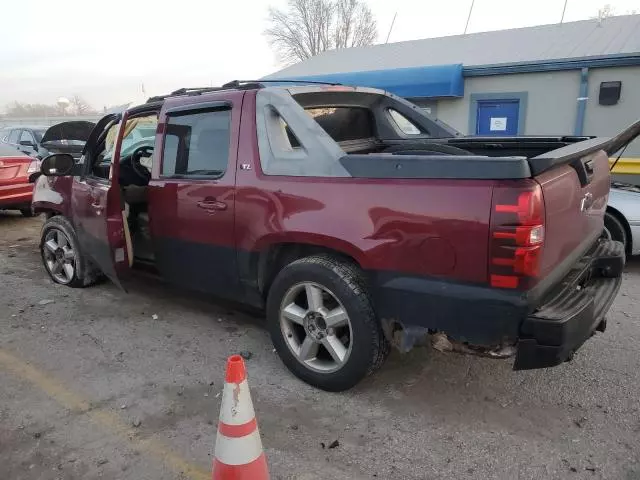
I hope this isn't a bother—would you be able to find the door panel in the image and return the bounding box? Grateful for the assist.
[148,92,243,298]
[476,100,519,136]
[71,114,131,289]
[149,180,237,295]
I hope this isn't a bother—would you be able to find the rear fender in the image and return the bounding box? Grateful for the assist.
[238,232,368,296]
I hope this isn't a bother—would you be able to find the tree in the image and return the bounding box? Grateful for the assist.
[4,102,59,117]
[596,4,614,19]
[264,0,377,65]
[591,4,637,20]
[3,98,96,118]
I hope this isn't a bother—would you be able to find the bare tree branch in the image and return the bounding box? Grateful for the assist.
[265,0,377,65]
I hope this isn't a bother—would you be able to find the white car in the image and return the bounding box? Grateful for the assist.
[605,182,640,256]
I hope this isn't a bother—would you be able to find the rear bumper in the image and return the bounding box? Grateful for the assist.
[514,239,624,370]
[0,181,33,209]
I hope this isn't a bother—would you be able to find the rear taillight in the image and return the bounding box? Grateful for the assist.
[489,183,545,289]
[27,160,39,174]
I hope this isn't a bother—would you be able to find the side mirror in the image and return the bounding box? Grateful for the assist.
[41,153,75,176]
[19,140,36,148]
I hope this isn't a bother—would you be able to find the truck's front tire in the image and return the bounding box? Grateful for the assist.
[266,255,390,391]
[40,216,101,288]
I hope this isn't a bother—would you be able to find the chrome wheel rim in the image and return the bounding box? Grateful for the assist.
[42,229,76,284]
[279,282,353,373]
[601,227,612,240]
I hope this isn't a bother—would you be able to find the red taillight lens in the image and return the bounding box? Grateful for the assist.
[490,183,545,289]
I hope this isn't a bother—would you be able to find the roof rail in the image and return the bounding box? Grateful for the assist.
[146,78,341,103]
[223,79,343,88]
[146,83,262,103]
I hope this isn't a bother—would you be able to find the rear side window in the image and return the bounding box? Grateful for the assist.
[388,109,422,135]
[162,108,231,178]
[306,107,374,142]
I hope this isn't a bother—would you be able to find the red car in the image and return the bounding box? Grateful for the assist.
[0,143,39,216]
[32,82,639,390]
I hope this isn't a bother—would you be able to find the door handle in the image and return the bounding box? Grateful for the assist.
[197,198,227,211]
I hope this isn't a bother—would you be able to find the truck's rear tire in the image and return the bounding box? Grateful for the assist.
[266,255,390,391]
[40,216,102,288]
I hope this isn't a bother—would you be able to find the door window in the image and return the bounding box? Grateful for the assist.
[162,109,231,178]
[88,121,121,180]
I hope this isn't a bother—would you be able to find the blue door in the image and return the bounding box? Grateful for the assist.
[476,100,520,136]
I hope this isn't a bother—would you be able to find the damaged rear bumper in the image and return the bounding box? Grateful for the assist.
[514,239,624,370]
[374,239,624,369]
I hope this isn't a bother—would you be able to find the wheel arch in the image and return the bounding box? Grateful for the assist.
[606,206,632,254]
[252,235,367,298]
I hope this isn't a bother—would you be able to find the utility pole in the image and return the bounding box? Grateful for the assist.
[560,0,568,23]
[464,0,476,34]
[385,12,397,43]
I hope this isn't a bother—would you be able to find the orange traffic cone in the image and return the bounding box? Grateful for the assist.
[212,355,270,480]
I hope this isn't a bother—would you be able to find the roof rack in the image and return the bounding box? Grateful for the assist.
[222,79,343,88]
[146,78,343,103]
[146,82,266,103]
[146,87,223,103]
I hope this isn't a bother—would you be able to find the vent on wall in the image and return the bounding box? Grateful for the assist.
[599,81,622,106]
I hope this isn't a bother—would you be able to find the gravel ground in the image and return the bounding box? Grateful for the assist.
[1,212,639,480]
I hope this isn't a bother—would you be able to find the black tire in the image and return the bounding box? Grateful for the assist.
[266,255,390,391]
[20,207,34,218]
[604,211,628,251]
[40,216,102,288]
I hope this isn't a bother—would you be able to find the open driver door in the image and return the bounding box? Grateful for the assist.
[70,111,133,291]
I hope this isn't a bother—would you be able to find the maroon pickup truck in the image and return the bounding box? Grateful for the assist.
[32,82,639,391]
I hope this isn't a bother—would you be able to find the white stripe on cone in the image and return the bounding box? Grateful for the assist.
[214,429,264,466]
[219,379,255,425]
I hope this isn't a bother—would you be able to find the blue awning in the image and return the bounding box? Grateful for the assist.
[270,64,464,98]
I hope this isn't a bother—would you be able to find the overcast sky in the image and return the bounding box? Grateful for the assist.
[0,0,637,111]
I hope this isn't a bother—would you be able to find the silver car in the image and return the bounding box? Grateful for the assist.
[605,182,640,256]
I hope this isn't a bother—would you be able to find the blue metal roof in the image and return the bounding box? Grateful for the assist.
[271,64,464,99]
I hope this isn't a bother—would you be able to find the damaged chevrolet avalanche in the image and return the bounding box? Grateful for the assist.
[32,81,639,391]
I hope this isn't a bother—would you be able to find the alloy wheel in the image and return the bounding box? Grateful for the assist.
[279,282,353,373]
[42,228,76,284]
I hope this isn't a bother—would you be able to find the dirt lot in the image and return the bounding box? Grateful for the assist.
[1,212,639,480]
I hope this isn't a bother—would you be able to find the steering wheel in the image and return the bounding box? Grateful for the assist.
[130,145,153,183]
